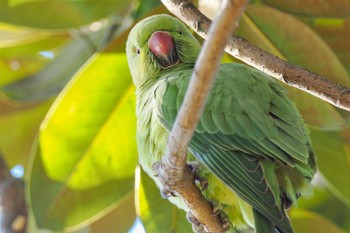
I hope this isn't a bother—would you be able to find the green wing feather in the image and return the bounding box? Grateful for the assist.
[155,63,315,233]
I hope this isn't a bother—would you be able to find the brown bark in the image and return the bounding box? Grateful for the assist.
[0,155,27,233]
[154,0,248,232]
[161,0,350,111]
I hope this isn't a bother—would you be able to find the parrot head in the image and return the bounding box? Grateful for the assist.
[126,14,201,88]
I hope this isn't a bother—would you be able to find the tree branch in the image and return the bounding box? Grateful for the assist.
[161,0,350,111]
[153,0,248,232]
[0,155,27,233]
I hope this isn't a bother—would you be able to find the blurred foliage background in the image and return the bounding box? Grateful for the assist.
[0,0,350,232]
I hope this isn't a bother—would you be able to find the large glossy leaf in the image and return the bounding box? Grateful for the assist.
[0,99,51,167]
[243,4,350,91]
[0,29,68,87]
[0,0,132,29]
[27,212,90,233]
[1,14,134,102]
[0,22,52,47]
[135,167,192,233]
[290,209,347,233]
[304,18,350,76]
[0,94,38,114]
[1,35,96,102]
[27,194,135,233]
[28,144,134,230]
[262,0,350,18]
[134,0,162,19]
[238,5,349,129]
[89,193,136,233]
[311,129,350,207]
[39,52,137,189]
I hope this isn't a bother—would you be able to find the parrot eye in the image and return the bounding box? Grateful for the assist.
[178,30,183,35]
[136,48,140,55]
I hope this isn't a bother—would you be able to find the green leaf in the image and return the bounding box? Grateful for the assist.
[28,144,134,230]
[238,5,348,129]
[297,183,350,229]
[89,194,136,233]
[135,167,192,233]
[39,52,137,190]
[242,4,350,89]
[262,0,350,18]
[0,28,68,87]
[0,0,133,29]
[297,186,332,210]
[1,36,96,102]
[311,129,350,207]
[304,18,350,76]
[1,14,134,102]
[290,209,347,233]
[288,92,347,131]
[0,22,52,48]
[134,0,162,19]
[0,99,51,167]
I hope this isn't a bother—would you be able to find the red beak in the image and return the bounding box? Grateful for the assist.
[148,31,179,69]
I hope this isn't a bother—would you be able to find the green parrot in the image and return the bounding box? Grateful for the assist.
[126,14,316,233]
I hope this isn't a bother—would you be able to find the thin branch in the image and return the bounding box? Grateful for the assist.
[0,155,27,233]
[161,0,350,111]
[153,0,248,232]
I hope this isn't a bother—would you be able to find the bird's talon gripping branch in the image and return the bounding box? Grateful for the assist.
[151,161,160,177]
[160,188,176,198]
[211,204,231,231]
[187,162,208,191]
[222,221,231,232]
[212,204,222,216]
[220,212,231,231]
[186,211,207,233]
[187,161,201,173]
[196,177,208,191]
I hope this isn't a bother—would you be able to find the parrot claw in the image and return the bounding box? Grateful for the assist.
[151,162,160,177]
[187,162,208,191]
[187,161,201,173]
[196,177,209,191]
[186,211,208,233]
[219,211,231,231]
[160,188,176,198]
[222,222,231,232]
[211,204,231,231]
[212,204,222,216]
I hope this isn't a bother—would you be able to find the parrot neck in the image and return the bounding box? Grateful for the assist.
[135,85,169,177]
[139,63,194,91]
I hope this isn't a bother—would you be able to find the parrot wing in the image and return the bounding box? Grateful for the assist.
[154,63,313,233]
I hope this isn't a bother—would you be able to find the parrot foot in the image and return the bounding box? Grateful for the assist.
[151,162,160,177]
[220,215,231,231]
[186,211,208,233]
[187,162,208,191]
[187,210,231,233]
[187,161,201,172]
[211,204,231,231]
[196,177,208,191]
[160,188,176,198]
[212,204,222,216]
[152,162,177,198]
